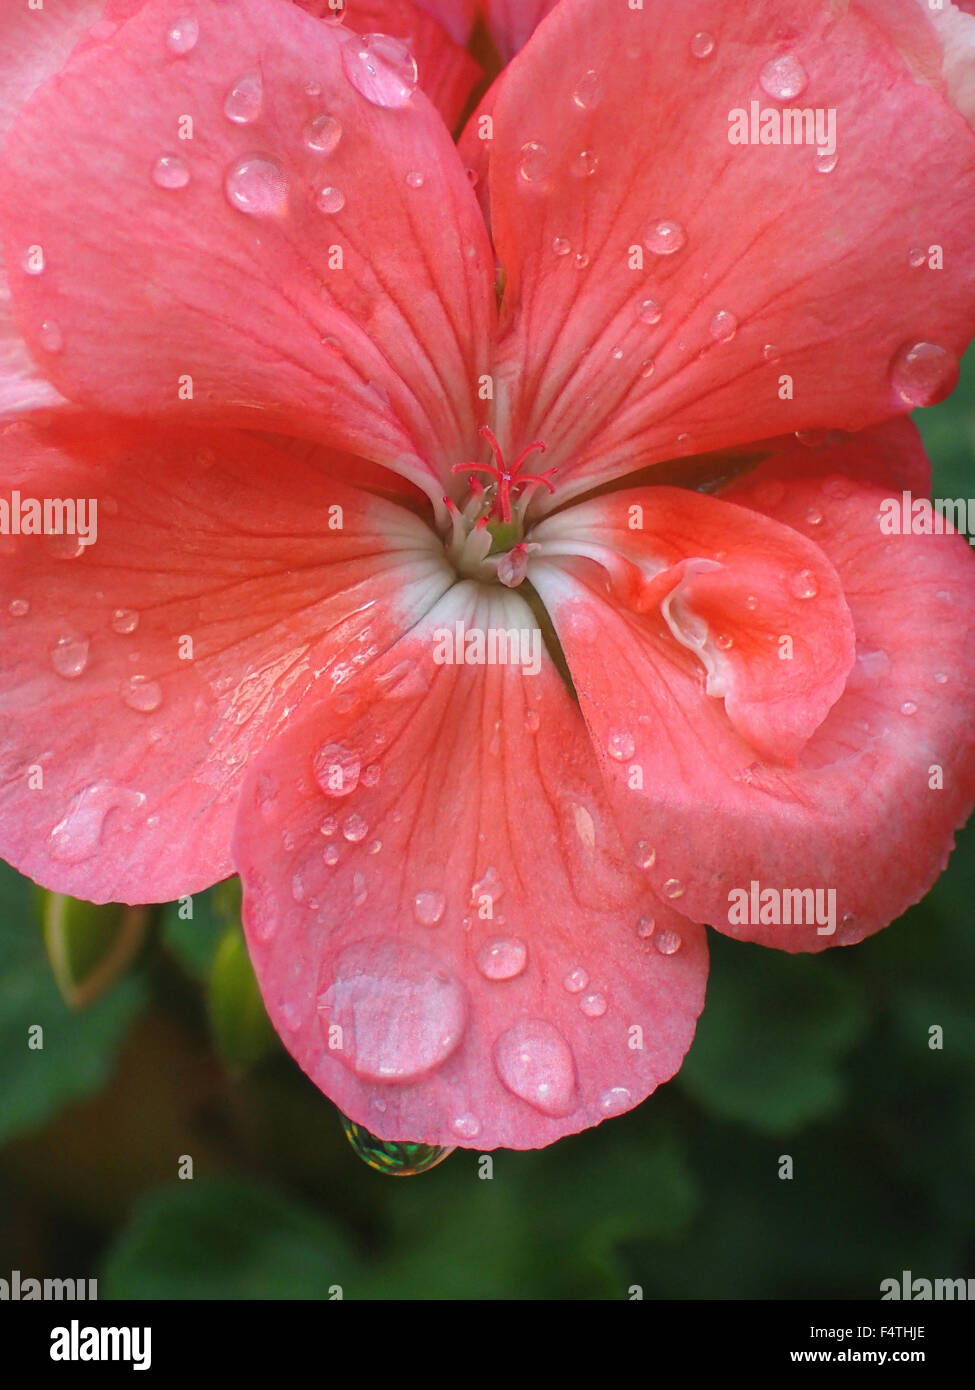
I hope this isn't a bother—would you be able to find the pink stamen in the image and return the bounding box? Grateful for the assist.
[452,425,557,523]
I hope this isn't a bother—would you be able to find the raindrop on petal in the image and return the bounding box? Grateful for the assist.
[224,70,264,124]
[493,1018,578,1116]
[413,890,446,927]
[51,636,89,678]
[152,153,190,190]
[166,15,199,55]
[342,33,418,109]
[340,1114,453,1176]
[644,219,686,256]
[122,675,163,712]
[476,937,527,981]
[225,154,288,216]
[518,140,549,183]
[760,54,808,100]
[315,185,346,214]
[572,69,603,109]
[889,341,958,407]
[303,113,343,154]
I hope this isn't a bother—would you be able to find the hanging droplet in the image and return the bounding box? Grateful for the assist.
[759,54,808,101]
[225,154,288,216]
[644,219,687,256]
[889,341,958,407]
[340,1114,454,1176]
[152,153,190,190]
[303,113,343,154]
[342,33,418,109]
[224,70,264,124]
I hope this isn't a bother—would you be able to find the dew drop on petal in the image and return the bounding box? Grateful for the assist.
[579,991,607,1018]
[452,1112,481,1139]
[166,15,199,55]
[51,636,89,678]
[225,154,288,216]
[224,70,264,124]
[640,359,655,378]
[572,68,603,109]
[477,937,527,981]
[644,219,686,256]
[574,251,590,270]
[571,149,598,178]
[599,1086,633,1115]
[654,928,683,955]
[639,297,662,325]
[900,699,918,716]
[323,843,340,866]
[889,341,958,407]
[690,31,715,59]
[814,149,838,174]
[908,247,927,269]
[342,33,418,109]
[806,506,823,526]
[39,320,63,353]
[321,939,468,1082]
[342,812,368,842]
[413,889,446,927]
[315,185,346,214]
[607,730,635,761]
[790,568,819,599]
[563,966,588,994]
[152,153,190,190]
[632,840,656,870]
[49,782,146,863]
[759,53,808,100]
[637,915,656,939]
[763,343,781,363]
[303,113,343,154]
[552,236,571,257]
[122,675,163,712]
[709,309,738,342]
[493,1018,578,1117]
[9,598,30,617]
[518,140,549,183]
[405,170,424,189]
[715,633,733,650]
[313,741,360,797]
[111,608,139,634]
[662,878,685,900]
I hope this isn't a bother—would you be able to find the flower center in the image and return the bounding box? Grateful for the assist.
[444,426,557,587]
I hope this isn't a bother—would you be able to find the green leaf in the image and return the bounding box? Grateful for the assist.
[207,923,277,1074]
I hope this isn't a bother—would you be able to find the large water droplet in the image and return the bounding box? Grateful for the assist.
[224,70,264,124]
[320,939,468,1082]
[494,1018,578,1117]
[518,140,549,183]
[340,1114,453,1176]
[552,236,571,257]
[342,33,418,109]
[225,154,288,216]
[122,675,163,712]
[644,219,687,256]
[889,341,958,407]
[572,69,603,109]
[166,15,199,55]
[49,782,146,863]
[51,636,89,679]
[476,937,527,981]
[413,889,446,927]
[759,54,808,100]
[313,742,360,797]
[303,113,343,154]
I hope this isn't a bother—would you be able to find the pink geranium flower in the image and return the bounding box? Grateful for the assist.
[2,0,975,1152]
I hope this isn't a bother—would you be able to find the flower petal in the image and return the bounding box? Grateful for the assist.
[233,581,708,1149]
[482,0,557,61]
[531,422,975,951]
[485,0,975,506]
[0,0,495,497]
[0,418,452,903]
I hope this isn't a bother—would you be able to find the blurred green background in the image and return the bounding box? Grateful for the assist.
[1,355,973,1301]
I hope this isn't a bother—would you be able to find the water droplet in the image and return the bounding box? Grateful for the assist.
[599,1086,633,1115]
[320,814,338,838]
[342,812,368,842]
[518,140,549,183]
[39,320,63,353]
[321,939,468,1082]
[933,671,948,685]
[900,699,918,716]
[525,708,540,733]
[22,245,45,275]
[607,730,635,761]
[51,636,89,678]
[632,840,656,869]
[122,675,163,712]
[303,113,343,154]
[413,889,446,927]
[760,53,808,100]
[890,341,958,407]
[662,878,685,900]
[579,991,607,1018]
[224,70,263,124]
[715,633,734,650]
[342,33,418,109]
[340,1114,453,1176]
[654,927,683,955]
[763,343,781,363]
[225,154,288,216]
[574,251,590,270]
[367,838,383,854]
[493,1018,578,1117]
[804,505,824,526]
[611,346,624,361]
[908,247,927,269]
[572,69,603,109]
[405,170,424,189]
[690,31,715,59]
[745,594,758,610]
[305,80,322,98]
[49,781,146,863]
[640,359,655,378]
[571,149,598,178]
[9,598,30,617]
[111,608,139,634]
[814,149,838,174]
[166,15,199,54]
[552,236,571,257]
[323,843,340,866]
[639,297,662,325]
[477,937,527,981]
[637,916,655,939]
[451,1113,481,1140]
[790,568,819,599]
[563,966,588,994]
[644,219,687,256]
[313,742,360,797]
[709,309,738,343]
[315,184,346,214]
